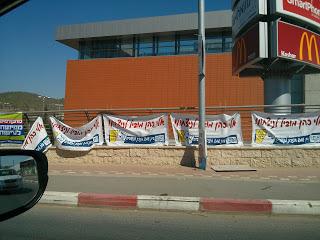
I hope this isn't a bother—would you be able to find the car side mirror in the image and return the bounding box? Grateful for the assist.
[0,150,48,222]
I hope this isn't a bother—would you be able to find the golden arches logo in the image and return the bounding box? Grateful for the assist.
[299,32,320,65]
[235,38,247,66]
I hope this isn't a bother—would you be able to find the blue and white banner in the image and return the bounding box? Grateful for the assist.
[22,117,51,152]
[50,115,103,151]
[170,113,243,147]
[252,112,320,146]
[103,114,168,146]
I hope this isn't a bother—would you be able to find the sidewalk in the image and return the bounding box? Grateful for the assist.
[48,163,320,183]
[42,163,320,215]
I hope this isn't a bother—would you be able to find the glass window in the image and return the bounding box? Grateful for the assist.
[138,36,154,56]
[179,34,197,54]
[223,36,233,52]
[206,32,223,53]
[79,41,92,59]
[206,37,223,53]
[120,37,134,57]
[158,35,175,56]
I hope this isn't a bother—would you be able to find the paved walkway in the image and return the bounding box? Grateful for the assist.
[48,163,320,183]
[45,164,320,215]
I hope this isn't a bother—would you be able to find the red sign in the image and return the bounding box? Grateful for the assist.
[232,22,268,75]
[274,0,320,28]
[276,21,320,69]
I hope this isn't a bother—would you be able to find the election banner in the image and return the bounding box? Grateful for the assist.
[103,114,168,146]
[0,112,25,145]
[50,115,103,151]
[170,113,243,147]
[252,112,320,146]
[22,117,52,152]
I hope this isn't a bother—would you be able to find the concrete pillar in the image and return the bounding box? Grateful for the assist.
[264,75,291,113]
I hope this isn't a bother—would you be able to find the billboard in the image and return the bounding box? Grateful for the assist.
[232,22,268,75]
[232,0,267,37]
[271,0,320,29]
[272,21,320,69]
[0,112,25,145]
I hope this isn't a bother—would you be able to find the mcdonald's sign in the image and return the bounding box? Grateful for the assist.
[232,22,268,75]
[274,21,320,69]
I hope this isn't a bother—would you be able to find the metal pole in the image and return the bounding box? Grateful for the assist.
[198,0,207,170]
[264,75,291,114]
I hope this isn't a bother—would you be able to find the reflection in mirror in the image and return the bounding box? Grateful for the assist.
[0,155,39,215]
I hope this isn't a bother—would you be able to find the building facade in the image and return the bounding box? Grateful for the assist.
[56,10,309,119]
[57,11,264,111]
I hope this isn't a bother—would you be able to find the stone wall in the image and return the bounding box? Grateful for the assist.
[46,146,320,168]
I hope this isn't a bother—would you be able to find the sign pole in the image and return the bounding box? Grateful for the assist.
[264,74,291,113]
[198,0,207,170]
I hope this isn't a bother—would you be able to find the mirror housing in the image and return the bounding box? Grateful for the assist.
[0,149,48,222]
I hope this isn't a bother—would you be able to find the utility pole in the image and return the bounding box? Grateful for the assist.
[198,0,207,170]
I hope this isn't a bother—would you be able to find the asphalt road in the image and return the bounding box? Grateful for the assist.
[1,205,320,240]
[47,174,320,200]
[0,181,38,215]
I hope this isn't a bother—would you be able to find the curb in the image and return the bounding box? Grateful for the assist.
[39,191,320,215]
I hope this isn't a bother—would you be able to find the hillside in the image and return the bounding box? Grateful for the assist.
[0,92,64,111]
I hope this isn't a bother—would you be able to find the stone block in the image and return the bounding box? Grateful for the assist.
[208,149,222,159]
[230,158,252,166]
[283,149,305,158]
[312,158,320,167]
[221,150,242,158]
[272,158,292,167]
[96,149,114,157]
[155,157,181,166]
[165,149,194,157]
[208,158,220,166]
[147,148,167,157]
[251,158,272,168]
[241,150,261,158]
[261,149,283,158]
[291,158,313,167]
[304,149,320,158]
[215,158,232,165]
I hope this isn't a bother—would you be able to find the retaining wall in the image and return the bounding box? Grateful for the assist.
[46,146,320,168]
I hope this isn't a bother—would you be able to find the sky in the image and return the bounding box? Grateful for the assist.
[0,0,231,98]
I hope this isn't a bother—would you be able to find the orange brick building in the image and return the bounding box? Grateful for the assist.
[64,54,263,110]
[57,10,263,113]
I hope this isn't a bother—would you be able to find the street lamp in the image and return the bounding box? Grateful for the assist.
[198,0,207,170]
[38,96,51,111]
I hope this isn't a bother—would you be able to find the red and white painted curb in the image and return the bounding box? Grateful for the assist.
[40,191,320,215]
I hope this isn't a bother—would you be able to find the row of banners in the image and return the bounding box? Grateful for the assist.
[1,112,320,152]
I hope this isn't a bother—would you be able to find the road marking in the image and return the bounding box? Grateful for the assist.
[260,177,271,180]
[280,178,290,181]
